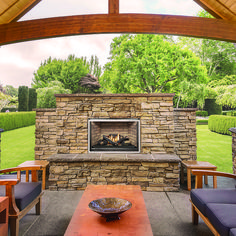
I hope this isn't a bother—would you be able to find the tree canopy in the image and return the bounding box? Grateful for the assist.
[32,55,102,94]
[100,34,208,107]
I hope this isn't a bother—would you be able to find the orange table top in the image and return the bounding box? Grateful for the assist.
[182,160,217,169]
[64,185,153,236]
[18,160,49,167]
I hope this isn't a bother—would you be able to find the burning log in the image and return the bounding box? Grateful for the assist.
[97,134,130,146]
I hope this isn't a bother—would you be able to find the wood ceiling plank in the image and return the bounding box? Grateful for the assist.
[0,14,235,45]
[109,0,119,14]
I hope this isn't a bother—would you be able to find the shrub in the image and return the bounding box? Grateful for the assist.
[28,88,37,111]
[208,115,236,135]
[1,107,17,112]
[0,112,36,131]
[197,119,208,125]
[18,86,29,111]
[196,110,208,117]
[204,99,222,116]
[222,110,236,116]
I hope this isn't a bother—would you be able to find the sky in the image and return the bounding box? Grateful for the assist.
[0,0,202,88]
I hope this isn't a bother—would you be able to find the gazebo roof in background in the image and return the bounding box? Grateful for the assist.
[0,0,235,24]
[0,0,235,44]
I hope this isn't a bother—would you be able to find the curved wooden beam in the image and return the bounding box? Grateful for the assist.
[0,14,235,45]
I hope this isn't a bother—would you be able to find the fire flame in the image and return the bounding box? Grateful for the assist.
[108,133,120,143]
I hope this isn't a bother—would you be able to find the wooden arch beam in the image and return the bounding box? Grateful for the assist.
[0,14,235,45]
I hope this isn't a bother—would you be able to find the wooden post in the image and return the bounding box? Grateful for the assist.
[109,0,119,14]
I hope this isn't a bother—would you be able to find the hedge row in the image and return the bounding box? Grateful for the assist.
[196,110,208,117]
[0,111,36,131]
[208,115,236,135]
[222,111,236,116]
[196,119,208,125]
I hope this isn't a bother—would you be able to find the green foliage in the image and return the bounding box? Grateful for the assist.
[18,86,29,111]
[1,107,17,112]
[215,85,236,108]
[28,88,37,111]
[196,119,208,125]
[36,81,71,108]
[32,55,102,94]
[100,34,208,102]
[0,92,11,111]
[4,85,18,97]
[0,111,36,131]
[196,110,208,117]
[204,99,222,115]
[222,110,236,116]
[208,115,236,135]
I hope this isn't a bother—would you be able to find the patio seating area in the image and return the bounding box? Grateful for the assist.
[17,176,236,236]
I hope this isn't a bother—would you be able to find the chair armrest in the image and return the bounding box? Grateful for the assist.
[191,169,236,189]
[0,179,19,185]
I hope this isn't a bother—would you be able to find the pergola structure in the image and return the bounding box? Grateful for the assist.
[0,0,235,45]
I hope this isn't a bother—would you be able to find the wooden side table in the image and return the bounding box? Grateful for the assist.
[181,160,217,190]
[18,160,49,190]
[0,197,9,236]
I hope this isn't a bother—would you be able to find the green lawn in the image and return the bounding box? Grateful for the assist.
[197,125,232,173]
[0,124,233,173]
[1,125,35,169]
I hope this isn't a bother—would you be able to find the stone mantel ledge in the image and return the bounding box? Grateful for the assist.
[229,128,236,134]
[48,153,181,163]
[54,93,175,98]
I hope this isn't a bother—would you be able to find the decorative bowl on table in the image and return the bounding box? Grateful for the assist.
[88,197,132,222]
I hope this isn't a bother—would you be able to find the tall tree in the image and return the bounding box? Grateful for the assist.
[100,34,208,103]
[32,55,102,94]
[179,11,236,80]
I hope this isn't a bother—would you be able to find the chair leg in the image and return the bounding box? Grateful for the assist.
[192,205,199,225]
[9,217,19,236]
[35,197,42,215]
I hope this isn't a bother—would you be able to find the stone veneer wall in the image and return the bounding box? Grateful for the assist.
[34,94,197,161]
[229,128,236,174]
[174,108,197,161]
[48,153,180,191]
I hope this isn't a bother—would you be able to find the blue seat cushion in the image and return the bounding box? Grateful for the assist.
[0,182,42,211]
[206,204,236,236]
[230,228,236,236]
[190,189,236,216]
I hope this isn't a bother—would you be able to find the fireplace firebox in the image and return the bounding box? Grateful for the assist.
[88,119,140,153]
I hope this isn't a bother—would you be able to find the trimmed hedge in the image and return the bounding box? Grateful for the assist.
[208,115,236,135]
[0,111,36,131]
[222,110,236,116]
[196,110,208,117]
[197,119,208,125]
[18,86,29,111]
[28,88,37,111]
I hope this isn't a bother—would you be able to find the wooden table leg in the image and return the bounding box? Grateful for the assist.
[42,168,46,190]
[187,168,191,191]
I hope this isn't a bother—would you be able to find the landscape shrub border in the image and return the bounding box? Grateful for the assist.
[208,115,236,135]
[196,110,208,117]
[197,119,208,125]
[0,111,36,131]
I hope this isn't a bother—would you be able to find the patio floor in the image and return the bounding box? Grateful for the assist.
[18,176,236,236]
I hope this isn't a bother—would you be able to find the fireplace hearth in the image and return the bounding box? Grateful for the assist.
[88,119,140,153]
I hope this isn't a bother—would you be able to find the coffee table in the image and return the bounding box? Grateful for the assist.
[181,160,217,190]
[64,185,153,236]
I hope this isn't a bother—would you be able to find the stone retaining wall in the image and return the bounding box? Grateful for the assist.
[229,128,236,174]
[174,108,197,160]
[48,153,181,191]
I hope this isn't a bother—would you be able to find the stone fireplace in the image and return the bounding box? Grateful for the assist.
[88,118,140,153]
[35,93,197,191]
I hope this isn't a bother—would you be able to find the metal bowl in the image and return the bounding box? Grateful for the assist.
[88,197,132,221]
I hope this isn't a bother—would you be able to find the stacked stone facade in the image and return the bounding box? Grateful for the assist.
[174,108,197,160]
[34,93,198,191]
[229,128,236,174]
[48,154,180,191]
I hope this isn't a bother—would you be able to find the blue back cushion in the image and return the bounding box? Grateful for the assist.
[0,181,42,211]
[206,204,236,236]
[230,228,236,236]
[190,189,236,216]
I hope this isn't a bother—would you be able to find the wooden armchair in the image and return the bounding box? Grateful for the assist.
[0,166,44,236]
[190,170,236,236]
